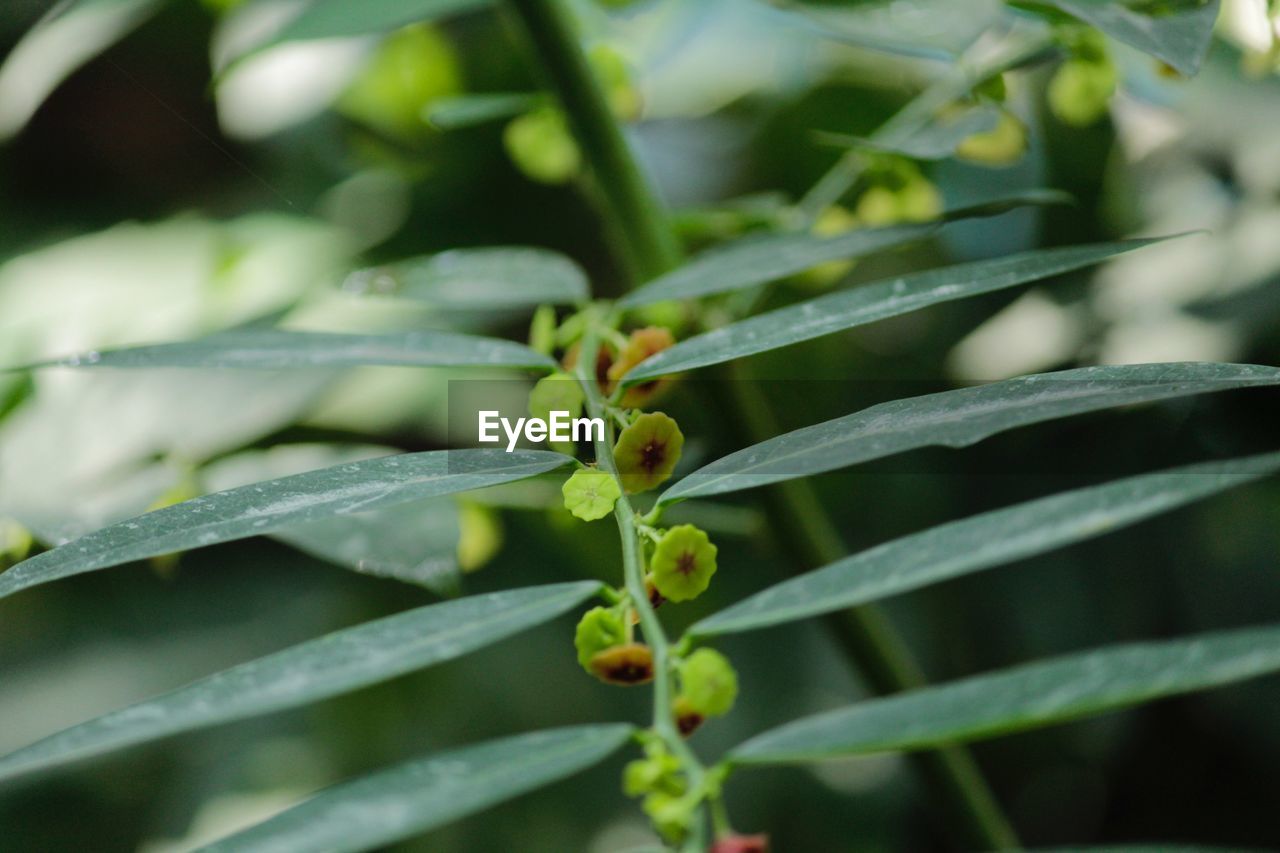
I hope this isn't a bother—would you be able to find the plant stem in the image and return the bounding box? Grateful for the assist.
[506,1,1019,848]
[506,0,681,286]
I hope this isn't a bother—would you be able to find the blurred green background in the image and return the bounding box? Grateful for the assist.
[2,0,1280,850]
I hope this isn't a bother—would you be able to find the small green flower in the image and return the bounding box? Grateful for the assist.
[562,469,620,521]
[504,106,581,185]
[614,412,684,494]
[530,371,585,422]
[650,524,717,602]
[1048,58,1117,127]
[574,606,626,671]
[677,648,739,717]
[956,109,1027,166]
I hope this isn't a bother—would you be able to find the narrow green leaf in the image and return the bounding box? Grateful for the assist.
[0,582,601,783]
[617,191,1071,309]
[691,452,1280,638]
[814,104,1001,161]
[268,0,491,47]
[198,724,635,852]
[352,247,589,309]
[660,361,1280,504]
[14,329,557,372]
[0,449,571,601]
[625,238,1173,383]
[425,94,541,130]
[730,623,1280,763]
[1026,0,1220,77]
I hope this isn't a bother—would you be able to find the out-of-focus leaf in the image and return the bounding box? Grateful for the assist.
[0,0,167,140]
[730,623,1280,762]
[16,328,557,372]
[0,449,572,601]
[814,104,1000,160]
[350,247,589,309]
[203,445,463,594]
[660,362,1280,503]
[425,93,540,129]
[762,0,1005,59]
[625,238,1173,385]
[265,0,491,48]
[0,582,602,783]
[691,452,1280,637]
[1023,0,1220,76]
[618,191,1072,309]
[198,724,636,852]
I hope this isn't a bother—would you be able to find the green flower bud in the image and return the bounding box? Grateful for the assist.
[574,606,627,671]
[504,106,581,185]
[677,648,739,717]
[456,501,502,572]
[650,524,717,602]
[854,185,901,227]
[562,469,621,521]
[1048,58,1117,127]
[622,743,685,797]
[956,109,1027,166]
[338,24,460,141]
[529,305,557,356]
[529,371,585,421]
[897,176,943,223]
[614,412,684,493]
[642,791,697,843]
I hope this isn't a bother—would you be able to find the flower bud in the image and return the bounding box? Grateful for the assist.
[710,834,770,853]
[607,326,675,406]
[1048,58,1117,127]
[574,606,626,671]
[650,524,717,602]
[504,106,581,184]
[642,791,696,843]
[673,695,704,737]
[562,469,620,521]
[622,743,685,797]
[677,648,738,717]
[613,412,684,493]
[956,109,1027,166]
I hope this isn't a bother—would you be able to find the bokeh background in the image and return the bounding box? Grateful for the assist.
[2,0,1280,850]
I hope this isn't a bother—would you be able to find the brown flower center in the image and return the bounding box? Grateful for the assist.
[675,551,698,576]
[639,440,666,472]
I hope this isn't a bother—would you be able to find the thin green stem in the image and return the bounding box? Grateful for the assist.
[507,0,681,286]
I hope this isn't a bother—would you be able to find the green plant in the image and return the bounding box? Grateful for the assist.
[3,0,1280,851]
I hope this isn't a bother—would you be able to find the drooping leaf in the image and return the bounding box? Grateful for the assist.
[14,328,557,372]
[729,623,1280,763]
[690,452,1280,638]
[0,0,167,141]
[1023,0,1220,77]
[266,0,491,48]
[351,247,589,309]
[198,724,635,852]
[617,191,1071,309]
[660,362,1280,504]
[0,582,602,783]
[426,93,541,129]
[624,238,1173,383]
[0,449,571,601]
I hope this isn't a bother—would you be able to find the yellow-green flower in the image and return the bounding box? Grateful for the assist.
[677,648,738,717]
[588,642,655,685]
[614,412,683,493]
[607,326,675,406]
[529,371,585,421]
[504,106,581,184]
[574,606,626,671]
[1048,58,1117,127]
[623,742,685,797]
[956,109,1027,166]
[650,524,717,602]
[562,469,620,521]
